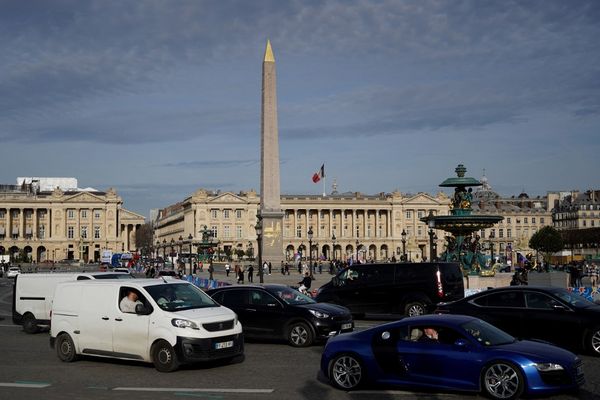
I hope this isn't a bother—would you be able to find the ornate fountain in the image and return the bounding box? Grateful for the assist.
[421,164,503,275]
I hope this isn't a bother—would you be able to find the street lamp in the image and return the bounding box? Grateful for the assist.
[188,233,193,276]
[155,240,160,260]
[178,235,183,267]
[255,216,263,283]
[427,211,436,262]
[401,229,407,262]
[308,226,314,278]
[331,233,336,260]
[355,239,359,263]
[489,230,496,264]
[162,239,167,263]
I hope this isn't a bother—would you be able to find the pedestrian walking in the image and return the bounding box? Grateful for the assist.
[237,265,245,284]
[225,262,231,277]
[590,263,599,287]
[208,261,214,281]
[268,261,272,275]
[248,265,254,283]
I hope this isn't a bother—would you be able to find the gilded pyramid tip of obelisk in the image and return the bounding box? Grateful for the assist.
[264,39,275,63]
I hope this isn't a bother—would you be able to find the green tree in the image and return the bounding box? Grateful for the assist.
[529,226,563,264]
[135,223,154,257]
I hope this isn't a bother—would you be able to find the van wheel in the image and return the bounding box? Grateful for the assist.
[152,340,180,372]
[56,333,78,362]
[288,322,314,347]
[22,313,39,334]
[404,300,427,317]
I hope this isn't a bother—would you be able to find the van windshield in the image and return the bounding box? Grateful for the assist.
[145,283,218,311]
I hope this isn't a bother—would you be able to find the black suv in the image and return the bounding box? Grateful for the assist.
[315,262,464,317]
[207,284,353,347]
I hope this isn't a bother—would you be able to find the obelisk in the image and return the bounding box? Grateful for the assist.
[259,39,284,266]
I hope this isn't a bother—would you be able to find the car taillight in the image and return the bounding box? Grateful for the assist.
[436,270,444,298]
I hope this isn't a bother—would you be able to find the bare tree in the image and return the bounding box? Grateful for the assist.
[135,223,154,257]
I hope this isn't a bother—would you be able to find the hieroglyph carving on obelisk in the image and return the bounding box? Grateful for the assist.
[259,40,284,264]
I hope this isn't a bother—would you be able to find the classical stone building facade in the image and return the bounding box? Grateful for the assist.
[155,176,560,265]
[154,188,451,263]
[0,179,144,263]
[472,176,553,263]
[550,190,600,230]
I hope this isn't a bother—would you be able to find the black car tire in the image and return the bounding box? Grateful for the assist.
[151,340,180,372]
[22,313,39,334]
[329,353,365,390]
[481,361,524,400]
[403,300,428,317]
[56,333,78,362]
[586,326,600,356]
[287,321,314,347]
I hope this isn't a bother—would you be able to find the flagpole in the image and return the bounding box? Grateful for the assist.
[322,175,326,197]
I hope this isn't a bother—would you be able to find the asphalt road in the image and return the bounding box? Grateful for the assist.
[1,277,599,400]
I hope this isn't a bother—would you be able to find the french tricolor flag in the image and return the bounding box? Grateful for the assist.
[312,164,325,183]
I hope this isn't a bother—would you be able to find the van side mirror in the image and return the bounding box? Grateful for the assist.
[135,304,151,315]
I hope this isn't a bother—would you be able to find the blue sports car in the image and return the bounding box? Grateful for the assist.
[321,314,584,399]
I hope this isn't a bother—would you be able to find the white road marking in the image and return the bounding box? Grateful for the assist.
[113,387,274,393]
[351,390,461,397]
[0,382,52,388]
[0,324,20,328]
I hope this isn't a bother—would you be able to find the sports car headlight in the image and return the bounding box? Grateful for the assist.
[171,318,199,330]
[308,309,330,319]
[534,363,564,372]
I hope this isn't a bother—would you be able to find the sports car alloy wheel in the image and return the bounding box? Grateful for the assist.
[589,327,600,355]
[482,362,524,400]
[331,355,363,390]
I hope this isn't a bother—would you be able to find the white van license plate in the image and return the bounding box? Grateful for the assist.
[341,323,352,330]
[214,341,234,350]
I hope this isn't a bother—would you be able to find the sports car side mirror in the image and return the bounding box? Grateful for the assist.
[453,338,470,351]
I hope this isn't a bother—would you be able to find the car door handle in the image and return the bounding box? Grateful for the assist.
[101,317,109,320]
[245,308,257,312]
[115,318,123,321]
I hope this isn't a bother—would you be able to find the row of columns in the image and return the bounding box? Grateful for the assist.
[0,208,49,239]
[285,208,393,240]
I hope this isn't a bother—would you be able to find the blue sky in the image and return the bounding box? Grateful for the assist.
[1,0,599,217]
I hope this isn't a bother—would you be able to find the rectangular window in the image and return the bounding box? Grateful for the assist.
[507,217,511,223]
[39,225,45,239]
[211,226,218,238]
[236,226,242,238]
[499,228,504,238]
[224,210,230,219]
[417,211,424,219]
[0,210,4,218]
[67,226,74,239]
[67,209,75,219]
[236,210,242,219]
[94,210,101,219]
[81,210,87,219]
[378,226,383,237]
[223,225,230,238]
[499,243,505,251]
[94,226,101,239]
[296,226,302,238]
[211,210,218,219]
[507,229,512,238]
[26,211,32,220]
[81,226,88,239]
[12,210,19,218]
[540,217,545,224]
[531,217,536,224]
[524,217,528,223]
[356,227,360,237]
[405,211,412,219]
[480,230,486,239]
[367,225,371,238]
[320,211,324,219]
[417,228,422,237]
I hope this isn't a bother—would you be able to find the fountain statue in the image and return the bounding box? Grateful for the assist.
[421,164,503,275]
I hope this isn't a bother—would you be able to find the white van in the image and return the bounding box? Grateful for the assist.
[50,279,243,372]
[13,272,134,333]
